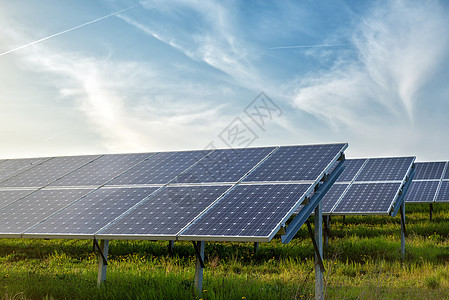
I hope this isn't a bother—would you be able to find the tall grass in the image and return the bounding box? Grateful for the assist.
[1,203,449,299]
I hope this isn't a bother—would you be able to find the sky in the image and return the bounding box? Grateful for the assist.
[0,0,448,161]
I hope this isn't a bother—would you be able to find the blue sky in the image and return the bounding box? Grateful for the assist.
[0,0,448,160]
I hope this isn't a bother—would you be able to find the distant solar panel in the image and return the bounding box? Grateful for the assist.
[332,182,402,214]
[174,147,275,183]
[50,153,154,187]
[436,181,449,202]
[179,183,312,241]
[107,150,211,186]
[355,157,414,182]
[0,189,37,210]
[97,185,231,239]
[445,167,449,180]
[336,159,366,182]
[413,162,446,180]
[0,157,50,183]
[404,181,439,203]
[243,144,346,182]
[320,184,349,214]
[25,187,159,238]
[0,188,93,237]
[0,155,100,188]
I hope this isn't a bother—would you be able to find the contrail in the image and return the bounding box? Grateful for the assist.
[0,5,138,57]
[269,43,352,50]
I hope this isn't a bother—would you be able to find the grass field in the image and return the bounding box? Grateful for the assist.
[1,203,449,299]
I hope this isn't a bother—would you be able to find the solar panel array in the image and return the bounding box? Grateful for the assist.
[320,157,415,215]
[0,143,347,242]
[404,161,449,203]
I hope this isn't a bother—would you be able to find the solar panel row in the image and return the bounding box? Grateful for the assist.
[404,162,449,203]
[0,144,348,242]
[320,157,414,215]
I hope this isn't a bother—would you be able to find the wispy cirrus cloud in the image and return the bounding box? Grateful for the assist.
[292,0,449,158]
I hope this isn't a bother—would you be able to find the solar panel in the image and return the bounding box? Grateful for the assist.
[403,181,439,203]
[107,150,211,186]
[0,155,100,188]
[336,159,366,182]
[25,187,159,237]
[332,182,402,214]
[179,183,312,241]
[0,188,93,236]
[96,185,231,239]
[174,147,275,183]
[355,157,414,182]
[445,166,449,179]
[0,189,37,210]
[50,153,154,187]
[436,181,449,202]
[0,157,50,183]
[413,162,446,180]
[243,144,346,182]
[320,184,349,214]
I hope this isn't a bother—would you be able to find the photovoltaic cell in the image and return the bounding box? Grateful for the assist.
[413,162,446,180]
[25,187,159,236]
[0,157,50,183]
[445,167,449,180]
[336,159,366,182]
[404,181,439,203]
[0,155,100,188]
[436,181,449,202]
[50,153,154,187]
[97,185,230,238]
[0,189,37,209]
[0,188,93,235]
[107,150,211,186]
[243,144,346,182]
[355,157,414,182]
[320,184,349,214]
[174,147,275,183]
[180,184,311,240]
[332,182,401,214]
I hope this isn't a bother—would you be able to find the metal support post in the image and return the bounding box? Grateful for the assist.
[194,241,205,296]
[315,204,324,300]
[254,242,259,253]
[400,201,406,260]
[168,240,175,255]
[96,239,109,287]
[430,203,433,221]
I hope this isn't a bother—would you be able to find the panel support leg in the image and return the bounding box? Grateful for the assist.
[315,205,324,300]
[254,242,259,253]
[400,202,406,260]
[193,241,205,296]
[168,240,175,255]
[430,203,433,221]
[96,239,109,287]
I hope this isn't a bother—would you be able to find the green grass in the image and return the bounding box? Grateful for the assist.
[1,203,449,299]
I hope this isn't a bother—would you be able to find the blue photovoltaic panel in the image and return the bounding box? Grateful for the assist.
[50,153,154,187]
[336,159,366,182]
[97,185,230,238]
[107,150,211,186]
[243,144,346,182]
[0,157,50,183]
[180,184,311,240]
[0,155,100,188]
[436,181,449,202]
[355,157,414,182]
[445,167,449,179]
[174,147,275,183]
[320,184,349,214]
[0,189,37,209]
[25,187,159,236]
[413,162,446,180]
[0,188,93,235]
[404,181,439,203]
[332,182,401,214]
